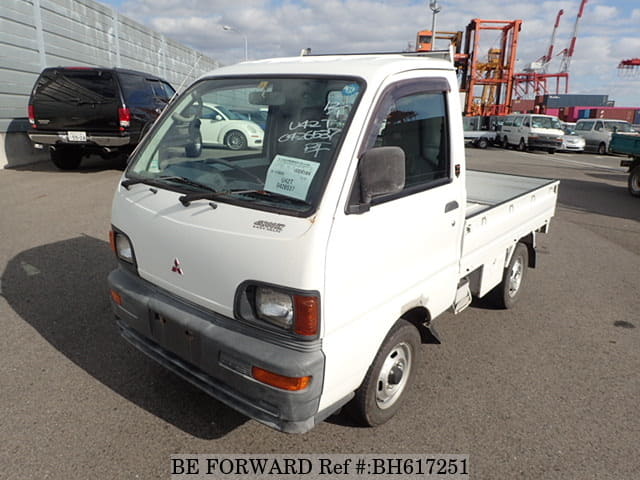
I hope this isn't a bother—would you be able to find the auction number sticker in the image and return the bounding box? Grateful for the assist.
[264,155,320,201]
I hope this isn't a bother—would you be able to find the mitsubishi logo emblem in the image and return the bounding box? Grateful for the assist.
[171,258,183,275]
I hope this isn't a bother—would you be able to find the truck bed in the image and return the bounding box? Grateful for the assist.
[460,170,559,293]
[610,133,640,157]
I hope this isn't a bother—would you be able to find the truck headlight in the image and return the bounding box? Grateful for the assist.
[237,284,320,337]
[109,228,135,264]
[256,287,294,328]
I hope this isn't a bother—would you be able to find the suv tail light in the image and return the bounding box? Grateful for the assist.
[118,107,131,131]
[28,105,36,128]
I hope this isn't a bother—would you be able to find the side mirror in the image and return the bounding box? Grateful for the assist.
[358,146,405,205]
[215,114,223,121]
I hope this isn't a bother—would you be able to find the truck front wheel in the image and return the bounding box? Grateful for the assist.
[351,319,420,427]
[629,166,640,197]
[488,242,528,309]
[517,138,527,152]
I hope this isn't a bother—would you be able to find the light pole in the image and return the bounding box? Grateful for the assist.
[222,25,248,61]
[429,1,441,50]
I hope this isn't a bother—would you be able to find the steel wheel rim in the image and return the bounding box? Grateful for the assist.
[508,255,524,298]
[376,342,412,409]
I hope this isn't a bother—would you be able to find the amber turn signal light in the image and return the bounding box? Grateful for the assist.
[252,367,311,391]
[293,295,319,336]
[110,289,123,306]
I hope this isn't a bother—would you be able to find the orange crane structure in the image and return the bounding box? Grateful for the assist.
[513,0,587,99]
[415,19,522,117]
[457,19,522,116]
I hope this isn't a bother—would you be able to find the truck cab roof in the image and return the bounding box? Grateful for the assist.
[200,52,455,84]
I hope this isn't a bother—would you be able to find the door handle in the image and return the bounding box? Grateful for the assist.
[445,200,459,213]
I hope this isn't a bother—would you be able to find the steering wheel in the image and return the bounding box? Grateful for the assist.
[205,159,264,185]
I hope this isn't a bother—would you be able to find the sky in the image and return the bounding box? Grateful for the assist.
[99,0,640,107]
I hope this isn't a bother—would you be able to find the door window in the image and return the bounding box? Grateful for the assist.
[514,116,523,127]
[119,73,155,108]
[356,80,451,205]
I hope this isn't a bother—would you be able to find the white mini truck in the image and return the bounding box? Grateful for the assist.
[108,51,559,433]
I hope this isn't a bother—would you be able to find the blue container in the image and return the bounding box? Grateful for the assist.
[578,109,591,119]
[635,110,640,125]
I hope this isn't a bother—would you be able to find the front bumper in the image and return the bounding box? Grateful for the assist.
[108,267,325,433]
[528,137,563,149]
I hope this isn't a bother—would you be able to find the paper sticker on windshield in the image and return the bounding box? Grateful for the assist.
[264,155,320,202]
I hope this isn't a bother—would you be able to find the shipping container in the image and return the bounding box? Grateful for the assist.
[578,109,591,119]
[512,99,535,112]
[635,110,640,125]
[591,107,638,123]
[539,94,609,108]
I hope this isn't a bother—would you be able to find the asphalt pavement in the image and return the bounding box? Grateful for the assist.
[1,148,638,479]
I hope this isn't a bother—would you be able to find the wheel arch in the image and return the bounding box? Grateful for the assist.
[518,233,537,268]
[400,307,441,344]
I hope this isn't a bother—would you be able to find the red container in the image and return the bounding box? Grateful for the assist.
[512,99,535,112]
[592,107,638,123]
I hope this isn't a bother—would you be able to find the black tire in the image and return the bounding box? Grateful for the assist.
[351,319,420,427]
[628,165,640,197]
[503,136,509,149]
[224,130,248,151]
[517,138,527,152]
[476,137,489,149]
[185,129,203,157]
[597,142,607,155]
[488,243,528,309]
[50,147,83,170]
[548,148,556,154]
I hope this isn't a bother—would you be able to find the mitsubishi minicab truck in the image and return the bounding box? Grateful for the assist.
[107,51,559,433]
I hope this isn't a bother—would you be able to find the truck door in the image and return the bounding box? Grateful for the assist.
[513,115,524,144]
[320,77,465,408]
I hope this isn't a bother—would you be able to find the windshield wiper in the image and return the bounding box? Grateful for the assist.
[179,189,311,208]
[121,175,217,194]
[237,189,312,206]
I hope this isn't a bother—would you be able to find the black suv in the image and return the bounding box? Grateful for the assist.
[28,67,175,169]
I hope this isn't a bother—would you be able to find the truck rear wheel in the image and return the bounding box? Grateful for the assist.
[629,166,640,197]
[476,137,489,149]
[597,142,607,155]
[351,319,420,427]
[488,243,528,309]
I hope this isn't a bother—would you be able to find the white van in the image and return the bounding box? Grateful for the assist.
[574,118,635,154]
[499,114,564,153]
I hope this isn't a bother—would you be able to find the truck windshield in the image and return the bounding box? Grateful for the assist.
[126,76,363,215]
[605,122,633,133]
[531,116,562,129]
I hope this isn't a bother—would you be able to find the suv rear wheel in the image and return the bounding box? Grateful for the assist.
[50,146,83,170]
[597,142,607,155]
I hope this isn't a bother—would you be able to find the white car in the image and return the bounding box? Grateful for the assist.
[560,127,585,152]
[200,103,264,150]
